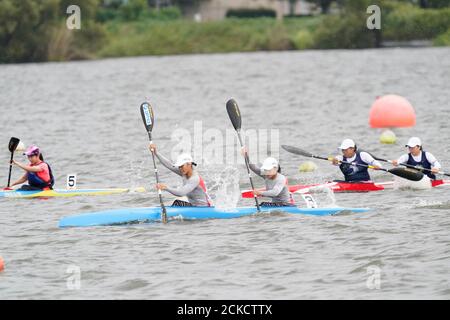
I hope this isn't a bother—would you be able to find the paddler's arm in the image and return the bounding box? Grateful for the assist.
[259,179,284,197]
[10,173,28,187]
[425,152,441,173]
[360,152,382,169]
[331,155,342,166]
[392,154,409,166]
[248,163,264,177]
[163,175,199,196]
[149,144,182,176]
[11,160,43,173]
[241,146,263,177]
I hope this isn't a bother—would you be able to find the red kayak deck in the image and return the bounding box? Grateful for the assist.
[289,181,385,193]
[241,180,449,197]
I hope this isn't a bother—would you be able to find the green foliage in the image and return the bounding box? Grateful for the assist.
[0,0,105,63]
[226,8,277,18]
[313,8,379,49]
[312,0,450,48]
[144,6,182,20]
[434,27,450,44]
[97,3,181,22]
[427,0,450,8]
[0,0,60,63]
[99,18,309,57]
[96,7,120,22]
[290,30,315,49]
[119,0,147,21]
[384,6,450,40]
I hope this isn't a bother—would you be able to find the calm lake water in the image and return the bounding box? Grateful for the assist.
[0,48,449,299]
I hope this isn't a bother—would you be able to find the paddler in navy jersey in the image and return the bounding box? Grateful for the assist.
[149,144,212,207]
[331,139,382,182]
[242,148,294,207]
[392,137,441,180]
[8,145,55,191]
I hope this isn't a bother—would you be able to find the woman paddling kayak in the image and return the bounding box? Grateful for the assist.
[392,137,441,180]
[242,148,294,207]
[149,144,212,207]
[332,139,382,182]
[7,145,55,191]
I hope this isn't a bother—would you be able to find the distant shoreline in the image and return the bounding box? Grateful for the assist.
[1,3,449,64]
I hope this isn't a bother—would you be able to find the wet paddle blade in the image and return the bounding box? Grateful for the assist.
[281,145,314,158]
[226,99,242,131]
[140,102,154,133]
[8,137,20,153]
[388,167,424,181]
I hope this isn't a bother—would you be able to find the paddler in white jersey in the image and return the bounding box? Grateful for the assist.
[392,137,441,180]
[149,144,212,207]
[331,139,382,182]
[242,148,293,206]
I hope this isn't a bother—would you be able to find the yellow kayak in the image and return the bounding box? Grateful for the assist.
[0,187,146,198]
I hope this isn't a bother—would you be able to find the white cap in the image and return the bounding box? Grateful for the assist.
[406,137,422,147]
[338,139,356,150]
[173,153,196,167]
[260,157,279,171]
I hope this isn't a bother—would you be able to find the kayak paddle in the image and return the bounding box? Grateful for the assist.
[226,98,261,212]
[281,145,425,182]
[373,156,450,178]
[140,102,167,224]
[6,137,20,188]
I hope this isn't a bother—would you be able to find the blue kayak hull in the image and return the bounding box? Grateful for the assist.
[59,206,370,227]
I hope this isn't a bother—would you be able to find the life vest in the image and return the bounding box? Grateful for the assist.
[198,176,212,207]
[341,152,371,182]
[407,151,436,180]
[27,162,55,190]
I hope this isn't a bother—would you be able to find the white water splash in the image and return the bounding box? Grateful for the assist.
[205,166,241,210]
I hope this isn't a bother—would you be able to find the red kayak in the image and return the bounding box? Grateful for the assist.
[241,179,450,197]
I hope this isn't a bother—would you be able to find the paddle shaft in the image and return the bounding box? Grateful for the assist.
[307,153,392,173]
[376,158,449,177]
[148,132,167,223]
[237,131,261,212]
[7,152,14,187]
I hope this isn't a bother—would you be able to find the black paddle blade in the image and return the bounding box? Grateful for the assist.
[226,99,242,131]
[140,102,154,133]
[388,167,424,182]
[8,137,20,153]
[281,145,314,158]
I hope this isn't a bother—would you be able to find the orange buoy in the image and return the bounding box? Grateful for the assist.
[0,256,4,272]
[369,95,416,128]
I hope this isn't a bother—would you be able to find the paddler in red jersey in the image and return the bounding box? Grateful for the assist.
[331,139,382,182]
[8,145,55,191]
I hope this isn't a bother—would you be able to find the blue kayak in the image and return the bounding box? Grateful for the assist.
[59,206,370,227]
